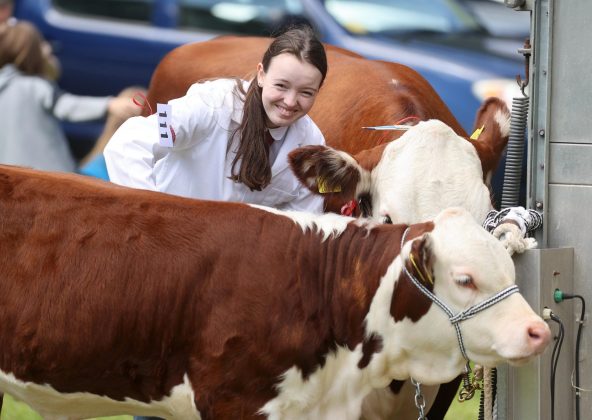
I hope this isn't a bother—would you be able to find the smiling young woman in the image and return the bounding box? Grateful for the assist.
[104,25,328,213]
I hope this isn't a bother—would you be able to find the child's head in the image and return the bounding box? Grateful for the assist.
[256,26,328,128]
[260,26,328,88]
[0,21,46,75]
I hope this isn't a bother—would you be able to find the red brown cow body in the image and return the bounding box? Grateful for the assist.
[0,166,549,419]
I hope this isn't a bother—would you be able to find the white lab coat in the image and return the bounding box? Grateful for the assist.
[104,79,325,213]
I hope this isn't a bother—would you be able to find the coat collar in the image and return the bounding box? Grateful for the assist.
[268,126,289,141]
[271,125,301,176]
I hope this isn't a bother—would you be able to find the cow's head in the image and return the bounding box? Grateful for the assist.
[365,207,550,385]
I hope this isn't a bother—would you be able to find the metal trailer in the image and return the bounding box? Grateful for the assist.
[498,0,590,419]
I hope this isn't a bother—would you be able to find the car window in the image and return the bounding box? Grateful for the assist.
[325,0,482,36]
[54,0,153,23]
[178,0,308,35]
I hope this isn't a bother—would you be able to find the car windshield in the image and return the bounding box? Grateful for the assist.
[324,0,484,37]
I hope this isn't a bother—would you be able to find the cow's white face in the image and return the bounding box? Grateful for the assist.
[370,120,493,225]
[288,119,494,226]
[429,208,550,364]
[365,207,550,385]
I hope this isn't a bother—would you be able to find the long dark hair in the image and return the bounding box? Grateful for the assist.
[230,26,327,191]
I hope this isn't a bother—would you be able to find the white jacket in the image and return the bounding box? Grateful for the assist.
[105,79,325,213]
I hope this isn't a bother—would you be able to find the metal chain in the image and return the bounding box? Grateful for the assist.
[411,377,427,420]
[458,364,483,402]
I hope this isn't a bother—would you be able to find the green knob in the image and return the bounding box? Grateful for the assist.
[554,289,564,303]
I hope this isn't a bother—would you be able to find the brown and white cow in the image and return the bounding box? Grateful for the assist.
[0,165,549,419]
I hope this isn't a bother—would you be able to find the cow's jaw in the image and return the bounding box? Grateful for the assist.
[459,294,551,366]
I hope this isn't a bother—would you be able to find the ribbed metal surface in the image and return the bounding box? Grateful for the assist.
[501,95,529,208]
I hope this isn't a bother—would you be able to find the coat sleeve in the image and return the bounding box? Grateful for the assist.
[51,91,110,122]
[103,114,161,190]
[32,78,111,122]
[104,81,229,190]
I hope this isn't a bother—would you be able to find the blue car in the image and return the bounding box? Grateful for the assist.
[15,0,526,197]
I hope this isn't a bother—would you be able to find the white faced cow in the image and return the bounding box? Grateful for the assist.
[0,165,549,419]
[289,119,494,224]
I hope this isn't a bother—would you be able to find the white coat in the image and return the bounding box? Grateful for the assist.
[104,79,325,213]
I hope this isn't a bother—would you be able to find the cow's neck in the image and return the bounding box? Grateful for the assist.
[310,223,404,348]
[292,221,426,356]
[259,220,436,418]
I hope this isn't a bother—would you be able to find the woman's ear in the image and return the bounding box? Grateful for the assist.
[256,63,265,87]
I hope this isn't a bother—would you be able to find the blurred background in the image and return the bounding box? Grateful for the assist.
[14,0,529,159]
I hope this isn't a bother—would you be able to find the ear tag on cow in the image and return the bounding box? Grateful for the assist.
[157,103,174,147]
[470,125,485,141]
[317,177,341,194]
[409,253,433,285]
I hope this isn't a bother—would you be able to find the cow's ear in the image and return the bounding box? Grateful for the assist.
[406,233,435,289]
[288,145,363,199]
[469,97,510,185]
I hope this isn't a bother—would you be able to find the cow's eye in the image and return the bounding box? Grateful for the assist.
[454,274,474,287]
[383,215,393,224]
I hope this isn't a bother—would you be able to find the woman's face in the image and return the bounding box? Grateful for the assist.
[257,53,323,128]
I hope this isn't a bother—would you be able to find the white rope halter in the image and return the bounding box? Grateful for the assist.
[400,227,520,361]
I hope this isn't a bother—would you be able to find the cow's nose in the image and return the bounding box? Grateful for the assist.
[527,322,551,352]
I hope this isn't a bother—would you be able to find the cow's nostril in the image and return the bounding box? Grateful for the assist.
[528,327,540,339]
[528,324,551,348]
[384,215,392,224]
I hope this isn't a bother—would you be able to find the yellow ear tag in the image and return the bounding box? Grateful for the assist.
[409,253,433,285]
[317,177,341,194]
[470,125,485,140]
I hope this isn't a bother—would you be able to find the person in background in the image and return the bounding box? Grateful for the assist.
[0,0,14,25]
[105,25,327,420]
[0,21,140,173]
[105,25,327,214]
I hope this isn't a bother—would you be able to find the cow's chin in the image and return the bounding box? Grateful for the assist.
[490,342,549,367]
[506,354,537,366]
[471,350,540,368]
